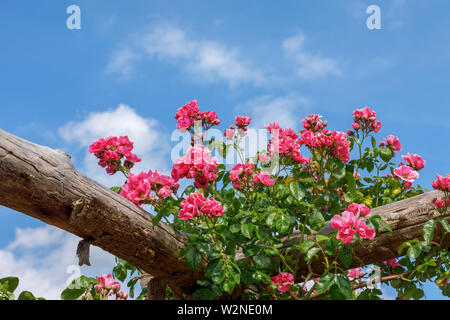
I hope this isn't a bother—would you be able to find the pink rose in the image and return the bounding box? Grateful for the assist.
[235,115,252,128]
[385,135,402,151]
[252,171,275,186]
[348,268,364,279]
[401,153,425,171]
[393,165,419,183]
[270,272,294,293]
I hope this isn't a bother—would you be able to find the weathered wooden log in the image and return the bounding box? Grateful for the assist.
[0,128,448,294]
[0,128,206,296]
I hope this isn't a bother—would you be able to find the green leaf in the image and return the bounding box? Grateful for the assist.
[0,277,19,293]
[345,171,357,196]
[289,181,306,201]
[306,247,320,262]
[407,244,422,260]
[309,210,325,231]
[60,288,86,300]
[336,276,352,299]
[316,274,335,294]
[275,214,291,234]
[241,223,254,239]
[229,262,241,285]
[339,246,352,269]
[316,234,330,243]
[113,263,127,282]
[422,219,436,245]
[371,136,377,149]
[254,253,272,270]
[18,291,36,300]
[110,186,122,194]
[331,167,346,182]
[379,147,393,162]
[185,246,202,271]
[210,259,226,285]
[438,217,450,233]
[325,238,339,256]
[357,288,382,300]
[222,280,236,295]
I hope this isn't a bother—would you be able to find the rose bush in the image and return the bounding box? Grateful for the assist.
[79,101,447,300]
[5,100,447,300]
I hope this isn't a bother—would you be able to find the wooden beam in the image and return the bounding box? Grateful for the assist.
[0,128,205,296]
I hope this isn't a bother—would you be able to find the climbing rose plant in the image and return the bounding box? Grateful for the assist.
[5,101,443,301]
[75,101,449,300]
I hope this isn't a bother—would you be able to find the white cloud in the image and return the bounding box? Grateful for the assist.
[105,47,141,78]
[0,225,116,300]
[107,25,265,88]
[239,94,311,130]
[282,33,341,79]
[58,104,170,187]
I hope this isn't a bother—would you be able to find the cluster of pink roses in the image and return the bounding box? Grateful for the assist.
[331,203,375,244]
[380,135,402,153]
[266,122,309,164]
[229,162,275,190]
[297,114,351,163]
[298,127,351,163]
[392,153,425,189]
[171,144,219,189]
[175,100,220,133]
[88,136,141,175]
[120,170,179,206]
[351,107,382,134]
[432,173,450,210]
[95,274,128,300]
[178,192,224,220]
[224,115,252,140]
[270,272,294,293]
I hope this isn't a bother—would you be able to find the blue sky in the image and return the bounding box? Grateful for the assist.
[0,0,449,299]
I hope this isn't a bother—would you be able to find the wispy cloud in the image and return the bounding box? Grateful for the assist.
[282,33,341,79]
[105,47,141,78]
[107,24,265,88]
[58,104,170,187]
[0,226,115,300]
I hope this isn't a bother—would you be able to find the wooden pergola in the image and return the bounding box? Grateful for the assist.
[0,128,448,298]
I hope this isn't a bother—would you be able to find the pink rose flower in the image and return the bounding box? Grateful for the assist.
[434,199,445,209]
[331,210,375,244]
[89,136,141,175]
[224,128,235,140]
[235,115,252,128]
[171,145,219,189]
[385,135,402,151]
[201,198,225,217]
[393,165,419,183]
[348,268,364,279]
[270,272,294,293]
[95,274,121,296]
[347,203,371,217]
[352,107,382,133]
[401,153,425,171]
[252,171,275,186]
[179,192,205,220]
[382,258,402,268]
[432,173,450,191]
